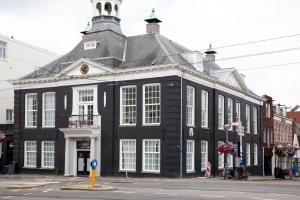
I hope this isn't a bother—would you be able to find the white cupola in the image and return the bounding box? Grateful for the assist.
[90,0,122,18]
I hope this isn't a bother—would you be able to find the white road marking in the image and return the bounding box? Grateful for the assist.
[155,193,177,196]
[43,188,53,193]
[11,189,21,192]
[113,191,135,194]
[270,193,297,197]
[2,197,13,199]
[252,198,277,200]
[200,195,226,198]
[23,193,32,196]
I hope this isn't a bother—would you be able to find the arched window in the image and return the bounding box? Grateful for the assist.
[104,2,112,15]
[114,4,119,16]
[96,3,102,15]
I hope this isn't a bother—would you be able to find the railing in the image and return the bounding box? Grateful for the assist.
[68,115,101,129]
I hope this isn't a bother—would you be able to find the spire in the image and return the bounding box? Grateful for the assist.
[145,8,162,34]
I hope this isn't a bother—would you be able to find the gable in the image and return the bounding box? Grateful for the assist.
[227,74,242,90]
[56,58,113,77]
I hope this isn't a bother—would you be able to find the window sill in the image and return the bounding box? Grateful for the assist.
[42,127,56,129]
[24,127,37,129]
[41,167,55,170]
[119,124,136,128]
[201,127,209,130]
[142,124,160,127]
[187,170,196,174]
[187,125,196,128]
[141,171,160,174]
[23,166,36,169]
[119,170,136,173]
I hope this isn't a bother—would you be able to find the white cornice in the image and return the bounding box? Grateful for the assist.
[11,64,263,104]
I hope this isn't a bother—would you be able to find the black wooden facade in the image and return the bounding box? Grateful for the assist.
[12,75,263,177]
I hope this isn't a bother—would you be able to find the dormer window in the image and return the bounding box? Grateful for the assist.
[84,41,97,50]
[0,41,6,60]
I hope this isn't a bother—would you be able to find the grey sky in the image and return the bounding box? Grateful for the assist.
[1,0,299,107]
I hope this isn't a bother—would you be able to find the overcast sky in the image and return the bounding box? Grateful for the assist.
[0,0,299,107]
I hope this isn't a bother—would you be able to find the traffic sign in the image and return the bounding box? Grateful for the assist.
[91,159,98,169]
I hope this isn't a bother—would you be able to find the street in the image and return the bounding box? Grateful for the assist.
[0,175,299,200]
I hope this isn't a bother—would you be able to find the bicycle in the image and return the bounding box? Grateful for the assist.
[234,165,249,181]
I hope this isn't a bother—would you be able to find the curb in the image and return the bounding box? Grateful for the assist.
[61,184,117,191]
[6,184,45,189]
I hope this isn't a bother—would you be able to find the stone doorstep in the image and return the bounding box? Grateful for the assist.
[61,184,117,191]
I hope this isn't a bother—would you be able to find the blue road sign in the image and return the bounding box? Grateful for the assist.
[91,159,98,169]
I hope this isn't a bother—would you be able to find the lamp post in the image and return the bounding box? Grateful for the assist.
[224,124,231,179]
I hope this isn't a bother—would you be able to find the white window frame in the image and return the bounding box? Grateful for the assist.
[218,95,225,130]
[142,139,160,173]
[227,142,233,168]
[6,109,14,124]
[42,92,56,128]
[201,90,208,128]
[119,139,136,172]
[253,107,258,135]
[186,140,195,173]
[236,102,241,123]
[25,93,38,128]
[253,144,258,166]
[227,98,233,130]
[201,140,208,171]
[143,83,161,126]
[0,42,6,60]
[72,85,99,116]
[218,141,225,169]
[246,105,251,133]
[84,41,97,50]
[120,86,137,126]
[246,143,251,166]
[41,141,55,169]
[186,86,195,127]
[24,141,37,168]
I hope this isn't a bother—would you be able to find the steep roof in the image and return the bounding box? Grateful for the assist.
[22,30,194,79]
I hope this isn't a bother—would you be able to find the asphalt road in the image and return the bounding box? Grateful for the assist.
[0,176,299,200]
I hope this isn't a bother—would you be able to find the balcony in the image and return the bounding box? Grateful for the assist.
[67,115,101,129]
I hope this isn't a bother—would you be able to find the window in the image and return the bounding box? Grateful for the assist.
[227,99,233,130]
[120,140,136,171]
[253,107,258,134]
[0,42,6,60]
[201,90,208,128]
[84,41,97,50]
[143,84,161,125]
[266,103,271,118]
[6,109,13,123]
[218,95,225,129]
[43,93,55,127]
[186,86,195,126]
[246,143,251,166]
[186,140,195,172]
[25,94,38,128]
[253,144,258,166]
[201,140,208,171]
[42,141,55,169]
[218,141,224,169]
[246,105,251,133]
[143,139,160,173]
[120,86,137,126]
[236,102,241,122]
[24,141,37,168]
[78,89,95,125]
[227,142,233,168]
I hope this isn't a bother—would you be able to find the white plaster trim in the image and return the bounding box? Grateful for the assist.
[12,64,263,104]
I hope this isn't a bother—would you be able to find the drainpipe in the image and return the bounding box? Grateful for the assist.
[180,74,183,180]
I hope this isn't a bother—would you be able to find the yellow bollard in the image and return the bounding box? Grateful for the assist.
[91,168,96,189]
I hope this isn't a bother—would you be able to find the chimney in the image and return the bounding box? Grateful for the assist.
[145,8,162,34]
[205,44,217,62]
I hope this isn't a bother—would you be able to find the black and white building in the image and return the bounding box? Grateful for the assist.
[11,0,263,177]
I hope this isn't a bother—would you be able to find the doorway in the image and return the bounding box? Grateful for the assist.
[77,151,90,176]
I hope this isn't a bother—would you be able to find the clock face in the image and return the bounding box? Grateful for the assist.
[80,64,89,75]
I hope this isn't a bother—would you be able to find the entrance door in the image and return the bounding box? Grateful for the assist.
[77,151,90,176]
